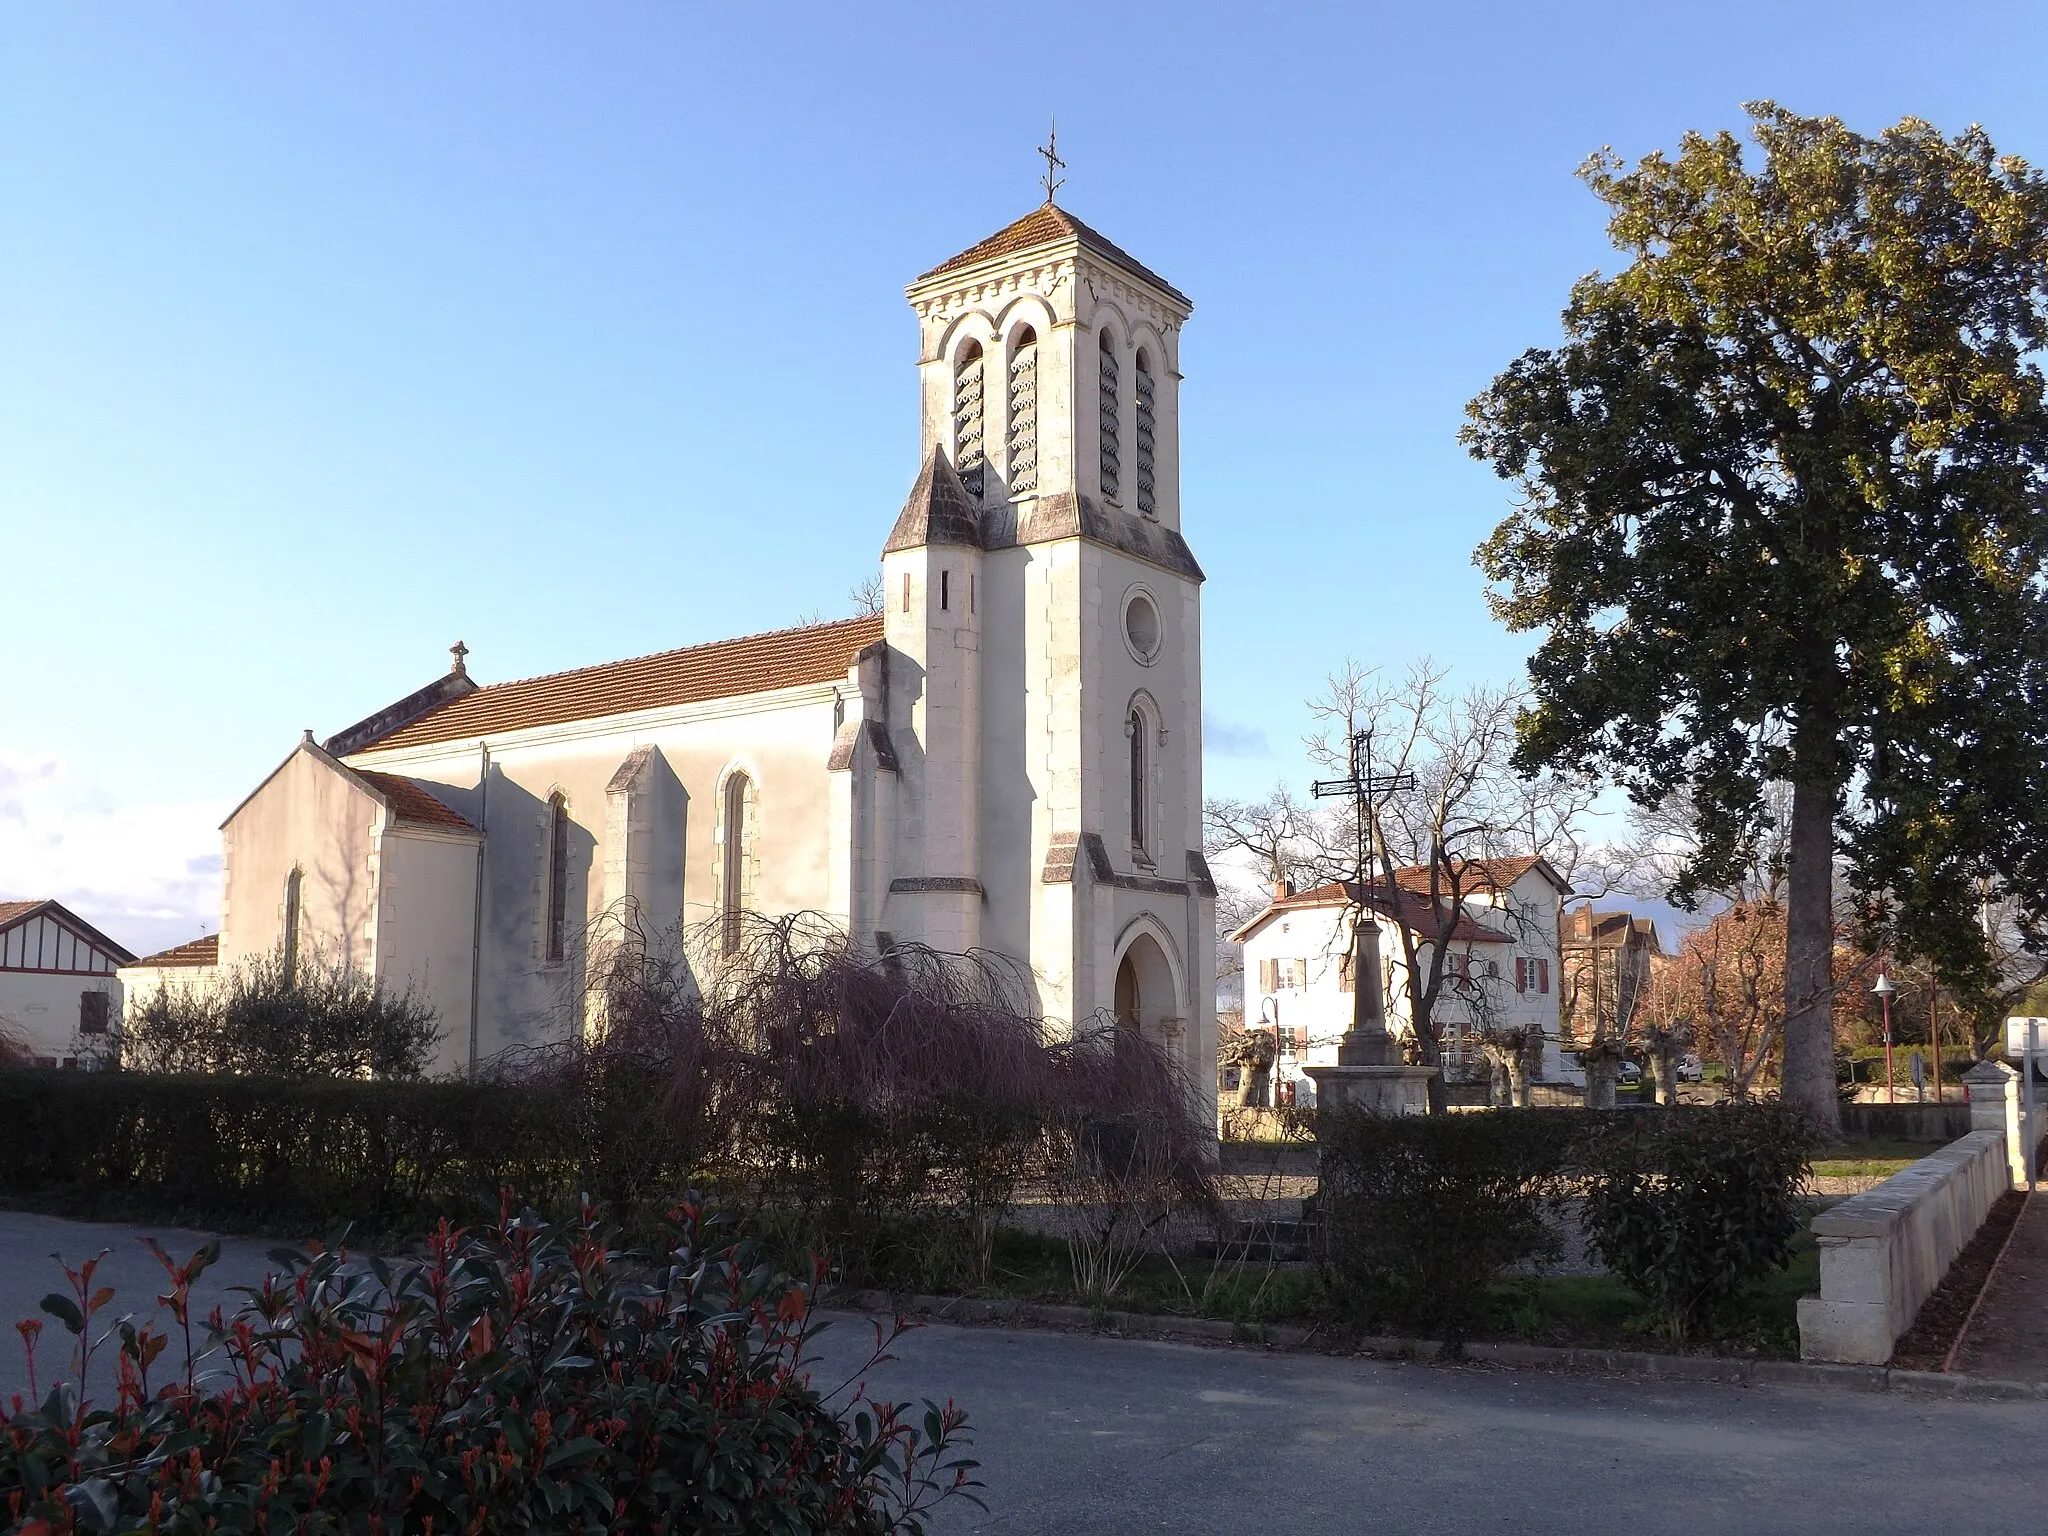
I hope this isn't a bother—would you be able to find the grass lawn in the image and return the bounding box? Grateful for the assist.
[1809,1138,1942,1180]
[969,1223,1817,1358]
[1489,1227,1818,1358]
[979,1228,1322,1326]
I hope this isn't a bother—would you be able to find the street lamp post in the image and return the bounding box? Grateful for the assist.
[1873,972,1897,1107]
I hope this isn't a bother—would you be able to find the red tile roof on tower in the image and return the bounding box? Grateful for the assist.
[129,934,220,969]
[354,615,885,752]
[916,203,1188,305]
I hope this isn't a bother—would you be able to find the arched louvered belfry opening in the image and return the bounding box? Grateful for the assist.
[1098,328,1121,501]
[953,340,985,500]
[1007,326,1038,493]
[1134,347,1157,516]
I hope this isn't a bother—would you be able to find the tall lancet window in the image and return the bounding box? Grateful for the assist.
[545,793,570,963]
[1007,327,1038,493]
[1128,707,1148,856]
[1098,330,1121,501]
[1135,350,1157,517]
[720,772,750,957]
[282,866,303,984]
[953,342,985,500]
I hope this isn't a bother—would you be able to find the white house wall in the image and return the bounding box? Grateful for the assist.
[0,971,120,1062]
[1241,868,1567,1086]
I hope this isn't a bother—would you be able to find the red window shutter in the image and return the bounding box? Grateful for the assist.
[1516,957,1527,992]
[1539,959,1550,994]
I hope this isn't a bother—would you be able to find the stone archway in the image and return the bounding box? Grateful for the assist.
[1110,925,1184,1046]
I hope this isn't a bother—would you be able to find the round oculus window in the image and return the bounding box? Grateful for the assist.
[1123,590,1162,663]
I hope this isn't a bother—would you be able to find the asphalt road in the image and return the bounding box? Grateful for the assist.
[805,1318,2044,1535]
[2,1214,2040,1534]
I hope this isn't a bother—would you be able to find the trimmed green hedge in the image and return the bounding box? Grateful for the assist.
[1314,1104,1820,1348]
[0,1070,587,1232]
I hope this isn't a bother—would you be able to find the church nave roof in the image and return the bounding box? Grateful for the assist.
[351,614,885,752]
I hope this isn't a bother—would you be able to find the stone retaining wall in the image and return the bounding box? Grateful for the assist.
[1798,1129,2010,1364]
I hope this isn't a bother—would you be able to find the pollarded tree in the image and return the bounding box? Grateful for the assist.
[1465,104,2048,1135]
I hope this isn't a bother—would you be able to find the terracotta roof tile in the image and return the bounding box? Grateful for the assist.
[355,772,476,831]
[0,900,43,928]
[129,934,220,969]
[916,203,1188,304]
[1392,856,1570,896]
[1231,880,1511,945]
[359,615,884,752]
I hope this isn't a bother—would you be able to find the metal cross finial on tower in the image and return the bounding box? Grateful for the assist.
[1038,119,1066,203]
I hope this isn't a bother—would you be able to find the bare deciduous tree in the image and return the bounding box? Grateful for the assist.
[1207,658,1603,1111]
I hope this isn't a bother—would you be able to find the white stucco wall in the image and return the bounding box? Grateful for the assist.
[349,684,843,1062]
[374,829,480,1076]
[115,963,215,1010]
[221,748,383,976]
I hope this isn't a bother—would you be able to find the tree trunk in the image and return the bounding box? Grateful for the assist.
[1585,1056,1617,1108]
[1655,1041,1681,1106]
[1782,750,1843,1137]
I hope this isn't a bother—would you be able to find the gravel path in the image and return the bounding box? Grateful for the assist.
[1951,1189,2048,1382]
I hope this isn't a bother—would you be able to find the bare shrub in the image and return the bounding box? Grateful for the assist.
[558,912,1218,1295]
[1041,1020,1219,1305]
[119,946,443,1079]
[0,1020,32,1069]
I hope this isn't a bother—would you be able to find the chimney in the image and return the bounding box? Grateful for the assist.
[1274,877,1295,901]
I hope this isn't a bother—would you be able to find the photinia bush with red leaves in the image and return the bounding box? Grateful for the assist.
[1,1198,979,1534]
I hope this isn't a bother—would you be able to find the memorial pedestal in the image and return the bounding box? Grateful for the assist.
[1305,1061,1436,1117]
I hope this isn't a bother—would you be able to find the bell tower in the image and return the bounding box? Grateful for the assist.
[878,192,1215,1121]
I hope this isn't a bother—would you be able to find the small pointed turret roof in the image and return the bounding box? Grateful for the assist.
[883,446,985,554]
[915,203,1187,305]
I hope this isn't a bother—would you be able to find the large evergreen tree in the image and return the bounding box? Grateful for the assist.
[1465,104,2048,1133]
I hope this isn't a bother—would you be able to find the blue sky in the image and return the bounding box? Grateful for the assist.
[4,2,2045,955]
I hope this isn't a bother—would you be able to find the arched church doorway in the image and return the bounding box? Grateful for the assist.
[1110,926,1181,1045]
[1114,951,1141,1034]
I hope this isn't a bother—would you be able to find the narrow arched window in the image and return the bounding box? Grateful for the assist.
[1007,327,1038,493]
[953,342,985,501]
[721,772,750,956]
[545,793,570,963]
[1098,330,1121,501]
[1128,707,1147,855]
[282,866,303,984]
[1135,349,1157,517]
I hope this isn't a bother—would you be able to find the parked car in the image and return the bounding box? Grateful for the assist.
[1676,1054,1704,1083]
[1617,1061,1643,1083]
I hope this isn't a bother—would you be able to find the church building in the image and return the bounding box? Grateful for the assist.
[171,200,1218,1111]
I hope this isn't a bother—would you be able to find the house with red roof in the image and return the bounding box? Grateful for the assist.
[1227,855,1573,1097]
[0,899,135,1067]
[187,199,1220,1096]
